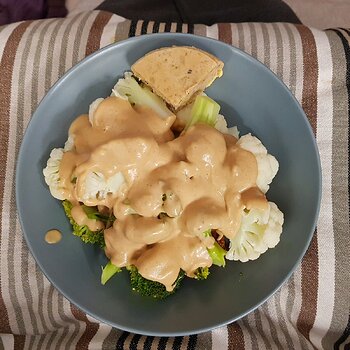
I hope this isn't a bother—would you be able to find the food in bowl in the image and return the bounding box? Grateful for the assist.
[43,46,284,299]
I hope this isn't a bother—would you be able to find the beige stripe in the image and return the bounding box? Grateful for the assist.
[266,24,278,75]
[241,315,259,350]
[88,323,112,349]
[206,24,218,40]
[57,13,87,78]
[147,21,154,34]
[259,23,270,68]
[271,23,284,80]
[158,22,166,33]
[0,20,39,335]
[170,22,177,32]
[135,20,143,36]
[287,24,303,104]
[182,23,188,33]
[0,335,14,349]
[212,326,228,349]
[51,14,82,87]
[44,19,67,92]
[114,20,131,43]
[253,309,273,349]
[323,29,350,349]
[276,283,302,348]
[308,28,335,349]
[261,301,285,348]
[0,22,22,58]
[58,296,82,349]
[21,19,62,336]
[242,23,251,54]
[277,24,291,88]
[64,14,87,71]
[230,23,240,48]
[18,20,75,340]
[36,19,63,113]
[100,14,125,48]
[77,12,100,61]
[236,23,244,51]
[254,23,265,63]
[247,23,258,58]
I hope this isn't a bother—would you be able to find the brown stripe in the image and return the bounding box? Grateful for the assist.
[71,305,99,349]
[0,20,32,334]
[227,322,245,349]
[85,11,113,56]
[218,23,232,45]
[193,24,206,37]
[13,335,25,350]
[295,25,319,343]
[102,327,124,349]
[296,25,318,134]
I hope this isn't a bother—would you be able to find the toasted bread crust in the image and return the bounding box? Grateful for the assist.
[131,46,223,110]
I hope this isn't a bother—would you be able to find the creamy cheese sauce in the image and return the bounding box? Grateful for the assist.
[45,230,62,244]
[58,96,267,291]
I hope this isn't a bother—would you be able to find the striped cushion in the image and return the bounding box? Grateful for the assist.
[0,10,349,349]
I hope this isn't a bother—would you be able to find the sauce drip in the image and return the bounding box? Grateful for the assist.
[45,230,62,244]
[57,96,268,291]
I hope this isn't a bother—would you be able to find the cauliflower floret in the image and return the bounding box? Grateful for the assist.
[88,98,104,125]
[237,134,279,193]
[43,148,65,200]
[227,126,239,139]
[214,114,228,133]
[81,171,125,202]
[226,202,284,262]
[64,134,75,151]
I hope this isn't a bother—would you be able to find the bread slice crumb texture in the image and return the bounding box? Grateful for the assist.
[131,46,224,110]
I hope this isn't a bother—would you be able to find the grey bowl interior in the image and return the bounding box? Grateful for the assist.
[16,33,321,336]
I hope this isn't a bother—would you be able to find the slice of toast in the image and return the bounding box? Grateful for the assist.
[131,46,224,111]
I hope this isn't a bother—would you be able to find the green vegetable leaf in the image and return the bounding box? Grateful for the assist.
[101,261,121,285]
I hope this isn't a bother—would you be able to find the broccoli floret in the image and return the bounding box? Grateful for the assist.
[127,265,185,299]
[194,266,210,280]
[62,200,105,248]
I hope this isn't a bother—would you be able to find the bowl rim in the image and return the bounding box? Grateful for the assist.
[16,32,322,336]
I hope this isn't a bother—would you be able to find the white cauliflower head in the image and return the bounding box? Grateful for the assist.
[237,134,279,193]
[226,202,284,262]
[80,171,125,203]
[43,148,65,200]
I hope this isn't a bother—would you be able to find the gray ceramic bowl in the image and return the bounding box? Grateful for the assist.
[16,33,321,336]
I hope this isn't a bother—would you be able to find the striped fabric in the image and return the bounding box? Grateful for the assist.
[0,10,349,349]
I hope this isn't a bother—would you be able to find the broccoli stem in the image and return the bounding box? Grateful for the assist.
[203,229,227,267]
[101,261,121,285]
